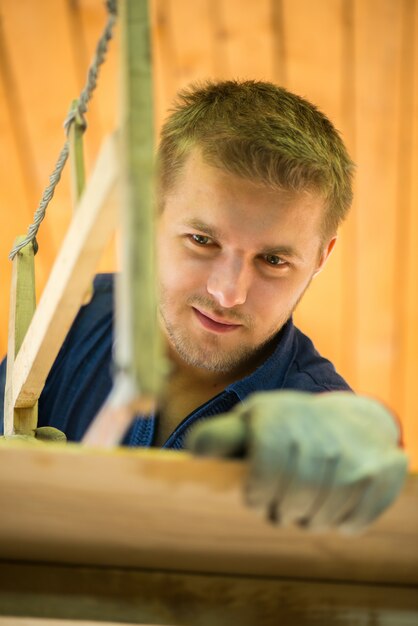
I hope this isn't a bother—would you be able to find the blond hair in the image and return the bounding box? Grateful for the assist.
[157,80,354,237]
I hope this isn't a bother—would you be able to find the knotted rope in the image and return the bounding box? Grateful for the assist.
[9,0,118,260]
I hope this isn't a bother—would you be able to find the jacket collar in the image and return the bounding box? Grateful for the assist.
[228,318,297,402]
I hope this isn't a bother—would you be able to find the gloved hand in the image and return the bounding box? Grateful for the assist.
[187,391,408,533]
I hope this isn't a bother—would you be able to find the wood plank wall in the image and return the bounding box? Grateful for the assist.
[0,0,416,468]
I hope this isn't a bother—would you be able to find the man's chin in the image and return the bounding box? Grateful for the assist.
[170,337,268,374]
[176,349,244,373]
[161,311,283,375]
[165,333,235,370]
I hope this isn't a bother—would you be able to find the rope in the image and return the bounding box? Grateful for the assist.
[9,0,118,261]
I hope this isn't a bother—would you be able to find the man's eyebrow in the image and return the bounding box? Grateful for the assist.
[182,219,221,239]
[260,244,303,261]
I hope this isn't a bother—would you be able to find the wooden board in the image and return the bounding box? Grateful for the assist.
[3,239,37,436]
[10,133,119,410]
[0,560,417,626]
[0,617,147,626]
[402,0,418,477]
[0,442,416,586]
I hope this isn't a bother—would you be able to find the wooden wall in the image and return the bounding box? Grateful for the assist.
[0,0,417,468]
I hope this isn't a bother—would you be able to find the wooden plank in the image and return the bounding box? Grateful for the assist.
[163,0,222,85]
[65,0,120,170]
[217,0,276,80]
[0,620,146,626]
[3,238,37,436]
[68,97,94,306]
[0,4,55,251]
[9,133,119,410]
[73,2,119,278]
[0,11,50,354]
[0,0,79,180]
[0,443,416,585]
[283,0,347,378]
[398,0,418,472]
[338,0,358,385]
[82,0,162,446]
[0,0,80,256]
[151,0,183,130]
[393,0,416,446]
[0,561,417,626]
[354,0,402,404]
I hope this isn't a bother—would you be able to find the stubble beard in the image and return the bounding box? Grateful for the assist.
[159,294,295,374]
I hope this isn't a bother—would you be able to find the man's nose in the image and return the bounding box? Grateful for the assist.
[206,255,251,308]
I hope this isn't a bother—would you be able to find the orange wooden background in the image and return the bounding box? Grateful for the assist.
[0,0,417,468]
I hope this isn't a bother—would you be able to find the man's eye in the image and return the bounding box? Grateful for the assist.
[264,254,286,266]
[190,234,212,245]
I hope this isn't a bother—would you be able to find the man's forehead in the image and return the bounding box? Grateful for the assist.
[172,146,325,207]
[162,147,329,239]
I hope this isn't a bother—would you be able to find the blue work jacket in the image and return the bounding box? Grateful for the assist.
[0,274,351,448]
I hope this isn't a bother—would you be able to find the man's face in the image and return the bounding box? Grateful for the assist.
[157,149,335,374]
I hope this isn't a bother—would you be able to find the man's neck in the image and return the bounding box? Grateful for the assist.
[158,350,239,433]
[153,339,276,446]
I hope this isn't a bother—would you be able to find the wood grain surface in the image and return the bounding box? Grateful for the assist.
[0,560,417,626]
[0,442,416,586]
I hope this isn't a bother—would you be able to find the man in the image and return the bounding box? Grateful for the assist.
[0,80,408,531]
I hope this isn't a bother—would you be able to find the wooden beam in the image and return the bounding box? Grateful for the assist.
[118,0,163,400]
[0,616,161,626]
[0,560,417,626]
[0,442,416,586]
[3,238,37,436]
[68,98,93,306]
[83,0,165,446]
[10,133,119,410]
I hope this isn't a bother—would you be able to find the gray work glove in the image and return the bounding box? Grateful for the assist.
[187,391,408,533]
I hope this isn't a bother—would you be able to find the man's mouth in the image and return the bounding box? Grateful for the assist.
[192,307,242,333]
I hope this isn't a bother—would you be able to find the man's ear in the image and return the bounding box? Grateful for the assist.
[313,236,337,277]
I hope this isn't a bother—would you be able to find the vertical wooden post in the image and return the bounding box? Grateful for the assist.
[68,98,93,305]
[117,0,163,403]
[3,237,37,436]
[68,99,86,206]
[83,0,164,446]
